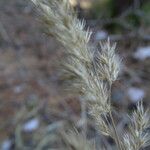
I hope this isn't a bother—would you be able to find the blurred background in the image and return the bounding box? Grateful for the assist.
[0,0,150,149]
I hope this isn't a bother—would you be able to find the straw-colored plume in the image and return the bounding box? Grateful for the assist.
[30,1,150,150]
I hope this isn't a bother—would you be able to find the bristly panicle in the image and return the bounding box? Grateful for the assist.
[122,101,150,150]
[62,130,96,150]
[94,39,121,84]
[30,1,149,150]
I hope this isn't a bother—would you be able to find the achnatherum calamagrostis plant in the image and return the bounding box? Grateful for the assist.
[30,0,150,149]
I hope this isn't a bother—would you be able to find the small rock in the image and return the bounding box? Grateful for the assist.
[112,89,124,103]
[1,139,12,150]
[95,31,108,41]
[23,118,39,132]
[13,85,24,94]
[127,87,145,103]
[133,46,150,60]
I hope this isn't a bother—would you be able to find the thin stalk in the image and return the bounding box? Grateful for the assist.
[108,83,122,150]
[80,97,87,138]
[109,111,122,150]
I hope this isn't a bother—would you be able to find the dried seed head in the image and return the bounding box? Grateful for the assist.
[123,101,150,150]
[62,130,96,150]
[95,39,121,83]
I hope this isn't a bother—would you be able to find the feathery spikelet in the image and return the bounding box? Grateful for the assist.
[31,0,94,95]
[122,102,150,150]
[95,39,121,83]
[62,130,96,150]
